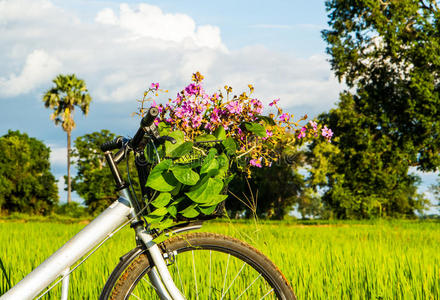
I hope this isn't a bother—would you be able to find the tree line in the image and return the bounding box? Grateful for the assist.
[0,0,439,219]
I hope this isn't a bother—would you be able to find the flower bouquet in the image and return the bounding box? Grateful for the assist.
[136,72,332,228]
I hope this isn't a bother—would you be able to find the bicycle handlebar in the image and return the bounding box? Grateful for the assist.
[100,107,159,152]
[130,107,159,150]
[100,136,125,152]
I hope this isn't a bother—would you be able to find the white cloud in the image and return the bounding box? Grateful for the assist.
[0,0,342,115]
[49,145,67,167]
[57,175,65,194]
[95,3,226,50]
[0,49,61,97]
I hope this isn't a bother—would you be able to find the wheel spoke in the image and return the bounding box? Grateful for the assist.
[192,250,199,299]
[209,250,212,300]
[221,262,246,300]
[235,273,262,300]
[221,253,231,298]
[141,276,157,291]
[129,292,142,300]
[174,254,185,295]
[259,288,275,299]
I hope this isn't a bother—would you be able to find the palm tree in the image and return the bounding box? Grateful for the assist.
[43,74,92,204]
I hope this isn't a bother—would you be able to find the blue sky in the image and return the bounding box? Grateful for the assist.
[0,0,438,210]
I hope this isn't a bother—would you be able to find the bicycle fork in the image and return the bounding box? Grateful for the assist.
[134,225,185,300]
[119,183,185,300]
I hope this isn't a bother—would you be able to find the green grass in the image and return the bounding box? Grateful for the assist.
[0,219,439,299]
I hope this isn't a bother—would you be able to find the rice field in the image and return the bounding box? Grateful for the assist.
[0,219,439,299]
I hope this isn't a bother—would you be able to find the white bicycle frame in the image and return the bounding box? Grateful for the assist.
[0,188,185,300]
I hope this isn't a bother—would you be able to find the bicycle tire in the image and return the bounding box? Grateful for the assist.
[104,232,296,300]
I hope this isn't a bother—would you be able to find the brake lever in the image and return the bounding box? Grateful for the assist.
[156,136,177,145]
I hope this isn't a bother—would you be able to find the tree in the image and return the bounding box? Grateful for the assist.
[322,0,440,171]
[43,74,92,203]
[0,130,58,214]
[313,0,439,218]
[71,130,141,215]
[307,94,428,218]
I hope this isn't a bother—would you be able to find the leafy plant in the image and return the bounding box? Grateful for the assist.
[138,73,332,226]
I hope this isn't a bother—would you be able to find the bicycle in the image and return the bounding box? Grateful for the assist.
[0,107,296,300]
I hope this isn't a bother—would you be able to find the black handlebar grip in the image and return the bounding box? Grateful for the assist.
[141,107,159,127]
[130,107,160,149]
[100,136,124,152]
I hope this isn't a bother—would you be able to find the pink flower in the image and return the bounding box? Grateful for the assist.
[226,101,243,114]
[151,100,163,113]
[250,158,262,168]
[192,115,202,128]
[204,123,212,131]
[154,119,159,126]
[150,82,159,90]
[173,93,183,104]
[279,113,290,122]
[210,108,221,123]
[309,120,318,131]
[185,83,200,96]
[269,98,280,107]
[298,126,307,139]
[266,130,273,137]
[321,126,333,141]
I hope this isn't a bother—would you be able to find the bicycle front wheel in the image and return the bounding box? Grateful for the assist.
[107,232,295,299]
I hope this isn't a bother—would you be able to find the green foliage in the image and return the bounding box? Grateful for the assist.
[43,73,92,204]
[308,94,428,218]
[323,0,440,171]
[55,202,88,218]
[144,129,229,226]
[0,130,58,214]
[71,130,141,215]
[315,0,439,218]
[42,74,92,132]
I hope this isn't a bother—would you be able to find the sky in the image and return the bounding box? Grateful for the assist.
[0,0,438,210]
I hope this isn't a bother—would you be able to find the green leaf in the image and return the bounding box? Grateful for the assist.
[214,126,226,140]
[202,194,227,206]
[222,138,237,155]
[198,205,217,215]
[195,134,217,142]
[170,141,193,158]
[158,122,171,135]
[167,205,178,218]
[256,115,276,126]
[244,122,267,137]
[216,153,229,178]
[150,159,172,172]
[201,149,219,174]
[146,160,178,192]
[149,206,168,216]
[185,177,224,204]
[180,204,200,218]
[154,218,173,230]
[144,143,157,164]
[165,131,184,156]
[170,182,182,196]
[151,192,172,208]
[145,214,164,224]
[170,164,200,185]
